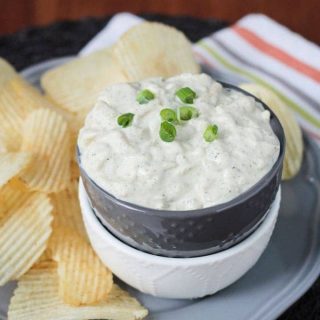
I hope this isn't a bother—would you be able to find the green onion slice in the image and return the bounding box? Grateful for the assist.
[203,124,218,142]
[136,89,155,104]
[175,87,196,104]
[160,108,177,123]
[159,121,176,142]
[117,113,134,128]
[177,106,199,121]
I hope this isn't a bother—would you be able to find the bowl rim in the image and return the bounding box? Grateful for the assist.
[80,179,281,263]
[77,81,285,218]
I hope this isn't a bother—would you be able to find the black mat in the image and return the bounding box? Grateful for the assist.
[0,14,319,320]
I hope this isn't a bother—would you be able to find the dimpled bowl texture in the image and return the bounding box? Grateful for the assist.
[78,82,285,258]
[79,181,281,299]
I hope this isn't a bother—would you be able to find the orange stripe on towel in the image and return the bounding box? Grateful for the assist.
[233,26,320,83]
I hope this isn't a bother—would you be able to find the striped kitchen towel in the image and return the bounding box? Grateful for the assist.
[82,13,320,141]
[194,14,320,141]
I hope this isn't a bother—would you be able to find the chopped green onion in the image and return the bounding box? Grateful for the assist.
[159,121,176,142]
[175,87,196,104]
[203,124,218,142]
[117,113,134,128]
[160,108,177,123]
[177,106,199,121]
[136,89,155,104]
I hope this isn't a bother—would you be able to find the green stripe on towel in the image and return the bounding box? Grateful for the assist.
[199,40,320,129]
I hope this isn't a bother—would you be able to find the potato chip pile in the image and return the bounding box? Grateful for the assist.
[9,262,147,320]
[0,55,148,318]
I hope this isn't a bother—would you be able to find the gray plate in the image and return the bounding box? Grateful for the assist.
[1,58,320,320]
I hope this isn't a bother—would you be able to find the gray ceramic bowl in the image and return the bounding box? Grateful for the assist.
[78,83,285,258]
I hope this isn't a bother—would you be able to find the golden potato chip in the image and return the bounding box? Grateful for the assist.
[41,48,127,114]
[0,192,53,286]
[0,179,30,226]
[0,57,17,87]
[112,22,200,81]
[48,227,112,306]
[8,262,148,320]
[0,76,54,150]
[0,130,9,152]
[19,108,71,192]
[70,128,80,159]
[240,83,303,180]
[36,250,53,264]
[3,76,53,112]
[50,180,87,239]
[73,108,90,133]
[0,127,20,152]
[0,152,31,188]
[70,160,80,180]
[45,93,85,137]
[67,117,83,180]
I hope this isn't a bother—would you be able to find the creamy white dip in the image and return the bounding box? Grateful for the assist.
[78,73,280,210]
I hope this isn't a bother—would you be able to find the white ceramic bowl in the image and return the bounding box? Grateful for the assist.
[79,180,280,299]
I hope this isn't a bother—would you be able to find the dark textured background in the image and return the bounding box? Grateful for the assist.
[0,14,319,319]
[1,1,320,44]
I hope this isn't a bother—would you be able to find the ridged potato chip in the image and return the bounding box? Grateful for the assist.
[70,160,80,180]
[8,261,148,320]
[0,192,53,286]
[41,48,127,114]
[50,180,87,239]
[19,108,71,192]
[73,108,90,134]
[0,58,17,87]
[3,76,53,112]
[0,179,30,226]
[0,131,9,152]
[113,22,200,81]
[240,83,303,180]
[0,152,31,188]
[44,93,84,139]
[0,76,54,150]
[48,227,113,306]
[36,250,53,263]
